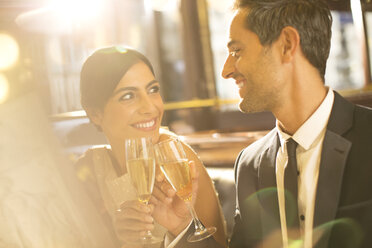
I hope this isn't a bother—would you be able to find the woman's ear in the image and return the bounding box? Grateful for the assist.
[85,107,103,129]
[278,26,300,63]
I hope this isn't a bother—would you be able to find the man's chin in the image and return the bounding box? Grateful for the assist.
[239,99,253,113]
[239,99,262,114]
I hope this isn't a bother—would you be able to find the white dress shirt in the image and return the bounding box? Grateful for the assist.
[275,88,334,248]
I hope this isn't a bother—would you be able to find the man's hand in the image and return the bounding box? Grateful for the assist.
[151,160,199,236]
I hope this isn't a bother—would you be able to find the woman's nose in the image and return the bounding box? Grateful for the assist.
[138,95,157,114]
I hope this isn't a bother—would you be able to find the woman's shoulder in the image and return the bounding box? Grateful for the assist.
[75,145,111,181]
[76,145,111,165]
[158,127,197,156]
[159,127,178,141]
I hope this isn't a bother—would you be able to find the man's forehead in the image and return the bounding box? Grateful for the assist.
[229,10,248,32]
[233,8,250,22]
[227,10,250,47]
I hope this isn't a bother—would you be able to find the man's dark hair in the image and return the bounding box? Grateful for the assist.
[234,0,332,81]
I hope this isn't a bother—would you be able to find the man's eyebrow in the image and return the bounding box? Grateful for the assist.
[227,40,238,48]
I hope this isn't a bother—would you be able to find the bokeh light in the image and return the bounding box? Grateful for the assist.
[0,33,19,70]
[0,73,10,104]
[15,0,105,34]
[50,0,104,22]
[145,0,177,12]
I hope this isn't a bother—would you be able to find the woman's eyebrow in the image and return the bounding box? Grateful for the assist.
[112,80,158,96]
[146,80,159,88]
[113,86,137,96]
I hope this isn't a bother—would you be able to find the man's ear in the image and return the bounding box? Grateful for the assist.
[85,107,103,128]
[278,26,300,63]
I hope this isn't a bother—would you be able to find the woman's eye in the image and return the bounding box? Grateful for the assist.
[148,85,160,94]
[119,92,134,101]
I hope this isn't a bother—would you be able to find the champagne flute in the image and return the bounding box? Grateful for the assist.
[156,138,217,242]
[124,137,162,245]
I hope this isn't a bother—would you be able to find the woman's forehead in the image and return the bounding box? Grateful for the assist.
[115,62,156,88]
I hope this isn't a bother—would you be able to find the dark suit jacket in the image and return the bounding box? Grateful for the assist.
[175,92,372,248]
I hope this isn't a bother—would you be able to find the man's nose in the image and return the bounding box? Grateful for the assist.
[222,56,235,79]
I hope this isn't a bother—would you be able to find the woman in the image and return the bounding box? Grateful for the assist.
[77,46,226,247]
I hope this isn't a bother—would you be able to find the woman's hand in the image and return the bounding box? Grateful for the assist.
[150,161,199,236]
[114,200,154,246]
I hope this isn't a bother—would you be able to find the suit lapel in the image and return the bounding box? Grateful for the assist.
[313,130,351,246]
[258,132,280,193]
[313,92,353,247]
[258,133,282,236]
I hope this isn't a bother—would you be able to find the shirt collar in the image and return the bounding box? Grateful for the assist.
[276,88,334,150]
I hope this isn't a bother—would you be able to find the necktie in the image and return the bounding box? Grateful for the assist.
[284,138,300,230]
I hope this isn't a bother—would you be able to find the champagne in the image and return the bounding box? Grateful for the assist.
[160,158,192,201]
[156,139,217,242]
[127,158,155,203]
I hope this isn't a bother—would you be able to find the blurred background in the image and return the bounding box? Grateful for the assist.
[1,0,372,241]
[1,0,372,117]
[1,0,372,127]
[1,0,372,163]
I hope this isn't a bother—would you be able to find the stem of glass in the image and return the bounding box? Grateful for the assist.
[142,200,154,240]
[185,201,207,235]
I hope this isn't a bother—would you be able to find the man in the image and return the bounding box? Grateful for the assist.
[153,0,372,247]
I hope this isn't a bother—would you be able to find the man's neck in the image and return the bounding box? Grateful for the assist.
[275,85,328,136]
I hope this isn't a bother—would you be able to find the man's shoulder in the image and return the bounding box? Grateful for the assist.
[236,129,277,167]
[349,104,372,139]
[333,90,372,120]
[335,91,372,134]
[355,103,372,119]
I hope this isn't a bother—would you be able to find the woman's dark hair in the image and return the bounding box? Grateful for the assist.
[80,46,154,110]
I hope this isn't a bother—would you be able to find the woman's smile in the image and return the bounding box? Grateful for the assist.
[131,118,158,131]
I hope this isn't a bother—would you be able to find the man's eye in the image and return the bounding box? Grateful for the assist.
[119,92,134,101]
[230,49,241,57]
[148,85,160,94]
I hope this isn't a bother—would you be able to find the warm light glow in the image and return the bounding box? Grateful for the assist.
[15,0,105,34]
[0,34,19,70]
[351,0,363,38]
[207,0,232,12]
[47,39,64,65]
[0,73,9,104]
[145,0,178,12]
[50,0,104,22]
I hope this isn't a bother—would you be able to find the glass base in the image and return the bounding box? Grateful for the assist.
[128,235,163,246]
[187,226,217,243]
